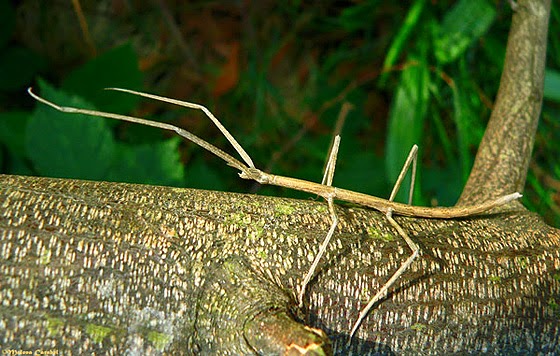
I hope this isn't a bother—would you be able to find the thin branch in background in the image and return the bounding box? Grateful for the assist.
[260,73,378,184]
[252,126,307,192]
[154,0,198,69]
[252,101,353,194]
[71,0,97,56]
[260,61,417,183]
[322,102,353,178]
[530,162,560,218]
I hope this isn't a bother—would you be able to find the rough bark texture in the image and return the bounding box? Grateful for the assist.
[1,175,559,355]
[459,0,550,204]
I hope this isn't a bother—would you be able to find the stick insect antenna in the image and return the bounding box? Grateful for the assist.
[105,88,255,169]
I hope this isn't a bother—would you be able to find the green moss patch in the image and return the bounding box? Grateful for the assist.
[86,323,112,343]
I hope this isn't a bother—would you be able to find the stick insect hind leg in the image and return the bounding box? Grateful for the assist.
[348,145,421,341]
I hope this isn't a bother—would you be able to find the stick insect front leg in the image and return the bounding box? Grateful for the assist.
[349,145,421,341]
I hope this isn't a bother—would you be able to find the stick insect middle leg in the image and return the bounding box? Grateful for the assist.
[297,135,341,308]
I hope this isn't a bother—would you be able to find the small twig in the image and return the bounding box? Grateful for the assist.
[531,162,560,191]
[154,0,198,68]
[70,0,97,56]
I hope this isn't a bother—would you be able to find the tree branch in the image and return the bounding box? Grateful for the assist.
[1,174,558,353]
[459,0,551,205]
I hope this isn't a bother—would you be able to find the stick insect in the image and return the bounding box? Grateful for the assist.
[27,87,522,341]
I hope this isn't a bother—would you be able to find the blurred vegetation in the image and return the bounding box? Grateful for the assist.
[0,0,558,227]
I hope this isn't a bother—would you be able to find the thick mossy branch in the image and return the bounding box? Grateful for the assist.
[459,0,551,204]
[1,175,559,354]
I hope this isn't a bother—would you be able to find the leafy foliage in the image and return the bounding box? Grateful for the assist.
[26,80,116,180]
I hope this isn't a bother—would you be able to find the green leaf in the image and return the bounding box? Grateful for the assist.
[107,138,185,187]
[26,80,116,180]
[62,43,143,114]
[451,58,487,182]
[386,60,430,203]
[434,0,496,64]
[0,111,30,156]
[380,0,426,85]
[544,68,560,102]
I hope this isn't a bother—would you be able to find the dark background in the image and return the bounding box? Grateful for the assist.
[0,0,559,226]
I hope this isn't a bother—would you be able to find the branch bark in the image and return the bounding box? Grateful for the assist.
[1,175,559,354]
[459,0,551,204]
